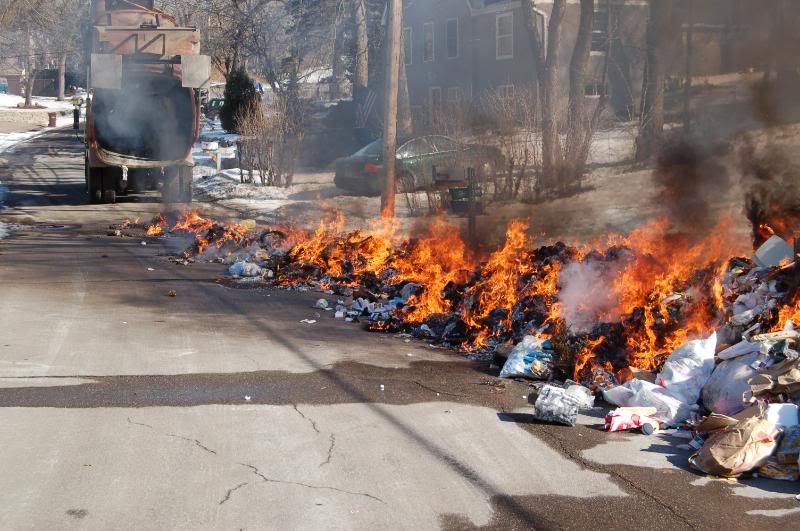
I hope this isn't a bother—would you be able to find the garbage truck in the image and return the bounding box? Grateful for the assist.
[85,0,210,204]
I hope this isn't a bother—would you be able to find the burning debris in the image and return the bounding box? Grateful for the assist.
[113,206,800,481]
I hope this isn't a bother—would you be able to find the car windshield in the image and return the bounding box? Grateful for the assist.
[354,139,383,157]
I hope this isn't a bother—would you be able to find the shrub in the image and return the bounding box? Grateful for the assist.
[220,67,260,133]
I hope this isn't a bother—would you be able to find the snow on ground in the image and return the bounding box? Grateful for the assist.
[0,93,81,113]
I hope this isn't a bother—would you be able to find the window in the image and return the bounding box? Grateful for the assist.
[429,136,459,153]
[398,138,433,159]
[496,12,514,60]
[423,22,435,62]
[584,82,608,97]
[403,27,412,65]
[591,6,610,53]
[447,87,462,105]
[497,84,514,101]
[446,18,459,59]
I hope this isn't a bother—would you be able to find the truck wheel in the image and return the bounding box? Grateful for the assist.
[102,188,116,204]
[88,166,103,204]
[102,173,117,204]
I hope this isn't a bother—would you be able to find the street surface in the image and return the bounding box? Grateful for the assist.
[0,128,798,529]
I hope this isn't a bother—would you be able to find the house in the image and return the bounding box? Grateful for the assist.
[0,61,24,96]
[403,0,772,127]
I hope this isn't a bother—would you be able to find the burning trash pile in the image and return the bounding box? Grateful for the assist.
[119,208,800,481]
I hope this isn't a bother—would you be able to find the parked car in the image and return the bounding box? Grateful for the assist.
[334,135,504,196]
[204,98,225,120]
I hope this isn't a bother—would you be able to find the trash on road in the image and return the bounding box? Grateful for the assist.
[533,385,590,427]
[499,336,554,380]
[689,413,781,478]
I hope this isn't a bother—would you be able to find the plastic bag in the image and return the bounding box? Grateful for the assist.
[689,416,780,477]
[228,261,263,277]
[499,336,554,380]
[655,333,717,405]
[533,385,581,426]
[564,384,595,409]
[701,353,758,417]
[603,379,695,426]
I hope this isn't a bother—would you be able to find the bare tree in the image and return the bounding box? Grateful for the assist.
[522,0,603,195]
[1,0,54,106]
[635,0,677,161]
[353,0,368,89]
[522,0,565,192]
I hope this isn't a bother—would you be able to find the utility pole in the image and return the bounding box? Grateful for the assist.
[381,0,402,218]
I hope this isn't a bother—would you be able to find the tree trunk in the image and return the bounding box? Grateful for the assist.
[635,0,675,161]
[24,22,34,107]
[354,0,369,89]
[58,52,67,101]
[330,13,344,100]
[564,0,594,185]
[540,0,567,191]
[381,0,402,218]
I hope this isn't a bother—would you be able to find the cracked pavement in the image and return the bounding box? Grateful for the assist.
[0,129,798,529]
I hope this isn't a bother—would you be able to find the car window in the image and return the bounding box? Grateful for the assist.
[354,139,382,157]
[397,138,432,159]
[428,136,459,153]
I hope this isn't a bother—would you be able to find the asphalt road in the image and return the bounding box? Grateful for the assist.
[0,128,798,530]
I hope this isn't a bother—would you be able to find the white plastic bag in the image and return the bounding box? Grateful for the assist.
[701,353,758,416]
[564,384,595,409]
[603,379,695,426]
[499,336,554,380]
[533,385,581,426]
[655,333,717,405]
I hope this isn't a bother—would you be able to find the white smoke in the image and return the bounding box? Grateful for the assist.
[558,260,624,332]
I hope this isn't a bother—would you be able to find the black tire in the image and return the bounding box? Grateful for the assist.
[88,166,103,204]
[102,172,118,204]
[102,188,116,204]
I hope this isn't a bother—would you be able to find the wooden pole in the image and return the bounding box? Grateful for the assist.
[381,0,402,218]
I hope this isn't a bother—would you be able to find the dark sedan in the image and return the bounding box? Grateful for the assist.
[334,135,503,196]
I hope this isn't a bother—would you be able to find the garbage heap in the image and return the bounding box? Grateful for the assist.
[127,211,799,480]
[512,233,800,482]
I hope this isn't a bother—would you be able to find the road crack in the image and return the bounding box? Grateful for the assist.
[319,434,336,468]
[127,417,154,429]
[166,433,218,455]
[239,463,384,504]
[219,482,249,505]
[292,403,320,433]
[128,417,218,456]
